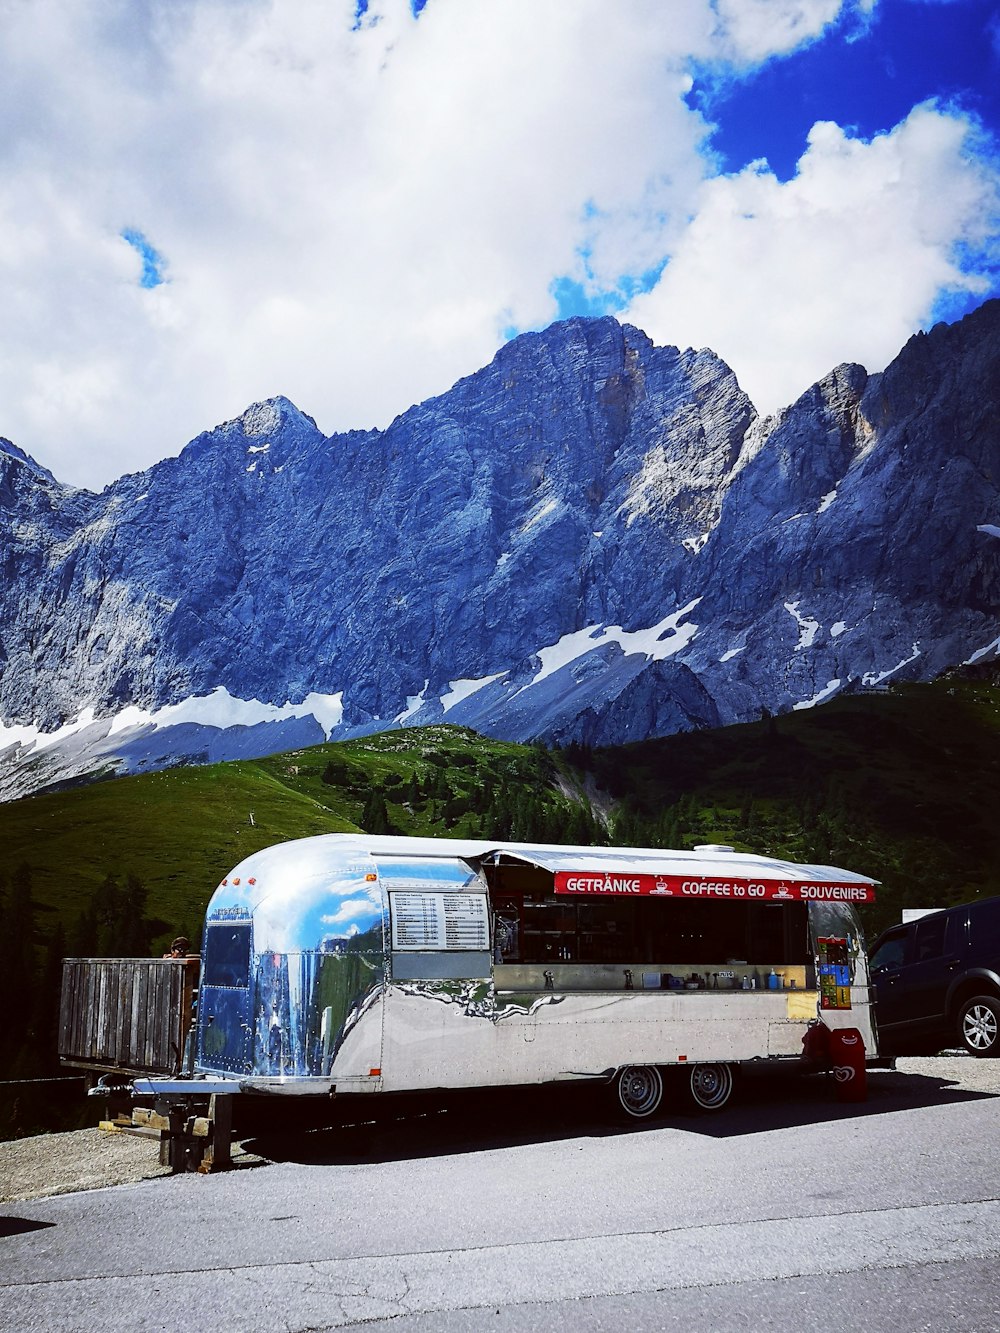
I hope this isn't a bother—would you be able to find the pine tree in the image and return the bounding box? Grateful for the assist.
[4,863,37,1066]
[95,873,124,955]
[30,922,66,1071]
[68,899,99,958]
[120,873,151,956]
[361,789,392,835]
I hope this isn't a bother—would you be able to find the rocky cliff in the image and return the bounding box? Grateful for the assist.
[2,301,999,798]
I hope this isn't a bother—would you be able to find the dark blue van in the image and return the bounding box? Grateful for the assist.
[869,897,1000,1056]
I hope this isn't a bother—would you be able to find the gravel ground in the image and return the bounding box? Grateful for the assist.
[2,1055,998,1207]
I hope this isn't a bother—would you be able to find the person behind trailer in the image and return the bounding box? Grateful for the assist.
[163,935,191,959]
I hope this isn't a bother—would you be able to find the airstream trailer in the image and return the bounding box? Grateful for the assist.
[135,834,878,1122]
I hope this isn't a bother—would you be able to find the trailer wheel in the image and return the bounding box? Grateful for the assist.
[958,995,1000,1057]
[686,1063,734,1113]
[614,1065,664,1120]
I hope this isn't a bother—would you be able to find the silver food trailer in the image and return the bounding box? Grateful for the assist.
[127,834,878,1144]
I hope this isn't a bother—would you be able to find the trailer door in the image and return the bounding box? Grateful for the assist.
[198,917,253,1075]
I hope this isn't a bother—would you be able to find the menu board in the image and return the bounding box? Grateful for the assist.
[390,892,489,951]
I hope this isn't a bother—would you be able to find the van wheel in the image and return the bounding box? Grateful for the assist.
[958,996,1000,1057]
[614,1065,664,1120]
[686,1063,734,1112]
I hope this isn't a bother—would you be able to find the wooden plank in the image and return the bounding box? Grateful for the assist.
[129,962,141,1068]
[149,963,161,1069]
[69,962,82,1058]
[106,961,121,1062]
[58,960,78,1059]
[97,962,112,1063]
[114,962,128,1066]
[58,961,72,1057]
[86,964,98,1059]
[113,963,126,1067]
[198,1094,233,1173]
[71,961,85,1058]
[138,962,151,1070]
[132,964,146,1068]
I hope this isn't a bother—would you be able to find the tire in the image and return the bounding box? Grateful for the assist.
[613,1065,664,1120]
[686,1062,734,1112]
[958,995,1000,1057]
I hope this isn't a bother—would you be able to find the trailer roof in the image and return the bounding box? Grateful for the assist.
[493,845,877,885]
[218,834,877,891]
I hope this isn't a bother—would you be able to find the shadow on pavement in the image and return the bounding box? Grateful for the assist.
[238,1063,995,1167]
[0,1216,56,1238]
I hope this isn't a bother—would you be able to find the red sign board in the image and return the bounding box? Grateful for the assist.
[553,870,876,904]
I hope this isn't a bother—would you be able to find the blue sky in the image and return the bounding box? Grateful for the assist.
[0,0,998,488]
[695,1,1000,182]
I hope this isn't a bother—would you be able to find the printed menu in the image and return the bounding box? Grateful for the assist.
[390,892,489,951]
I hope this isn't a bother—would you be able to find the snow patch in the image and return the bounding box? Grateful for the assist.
[817,490,838,514]
[830,621,848,637]
[103,686,345,739]
[525,599,702,691]
[682,533,709,554]
[793,679,841,710]
[441,673,506,713]
[0,707,100,754]
[785,601,821,651]
[720,646,744,663]
[396,680,430,724]
[976,524,1000,540]
[863,644,921,686]
[965,635,1000,665]
[247,442,272,455]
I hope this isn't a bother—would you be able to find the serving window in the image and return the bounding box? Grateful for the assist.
[491,890,810,968]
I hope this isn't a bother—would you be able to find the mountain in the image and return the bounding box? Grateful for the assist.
[2,301,1000,799]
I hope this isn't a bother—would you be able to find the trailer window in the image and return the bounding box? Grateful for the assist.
[204,922,252,988]
[496,892,810,966]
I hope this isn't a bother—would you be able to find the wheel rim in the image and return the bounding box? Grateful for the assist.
[689,1063,733,1110]
[963,1004,998,1051]
[617,1065,664,1118]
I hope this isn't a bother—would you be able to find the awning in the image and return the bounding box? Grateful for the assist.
[494,847,877,905]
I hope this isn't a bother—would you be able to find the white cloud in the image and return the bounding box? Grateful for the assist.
[0,1,995,488]
[713,0,858,63]
[625,103,1000,414]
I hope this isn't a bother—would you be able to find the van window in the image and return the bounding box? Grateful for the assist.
[870,931,906,972]
[969,901,1000,952]
[914,912,947,962]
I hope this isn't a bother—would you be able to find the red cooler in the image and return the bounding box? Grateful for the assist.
[828,1027,866,1102]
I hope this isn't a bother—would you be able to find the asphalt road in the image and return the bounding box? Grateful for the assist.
[2,1061,999,1331]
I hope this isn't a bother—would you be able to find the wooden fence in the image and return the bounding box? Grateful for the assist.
[59,957,199,1077]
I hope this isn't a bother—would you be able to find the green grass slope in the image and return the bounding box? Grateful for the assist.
[0,725,581,949]
[3,676,999,951]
